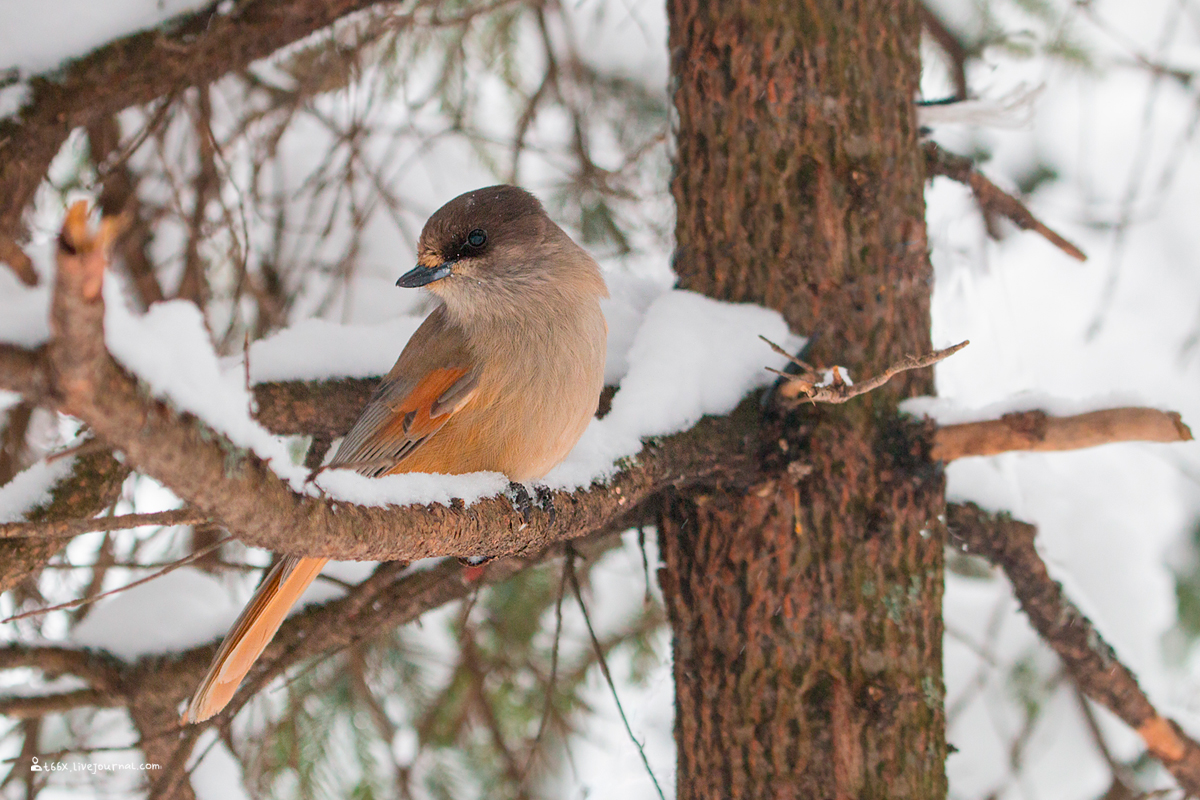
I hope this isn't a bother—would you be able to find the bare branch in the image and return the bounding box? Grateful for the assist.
[918,3,969,101]
[0,645,123,690]
[947,502,1200,794]
[0,344,50,403]
[764,337,969,404]
[923,141,1087,262]
[932,407,1193,461]
[0,0,431,272]
[0,689,121,719]
[251,377,377,437]
[566,549,666,800]
[0,509,208,540]
[0,234,36,286]
[1,538,229,624]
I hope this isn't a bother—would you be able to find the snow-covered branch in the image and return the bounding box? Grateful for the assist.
[31,206,761,567]
[0,0,424,286]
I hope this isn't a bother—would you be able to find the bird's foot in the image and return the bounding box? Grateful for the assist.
[505,482,557,525]
[506,481,536,524]
[534,485,556,525]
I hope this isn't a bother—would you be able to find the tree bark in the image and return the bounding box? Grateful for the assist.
[661,0,946,797]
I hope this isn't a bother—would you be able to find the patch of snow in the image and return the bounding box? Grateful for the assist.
[917,83,1044,129]
[71,567,240,660]
[189,730,252,800]
[544,290,805,489]
[0,0,214,78]
[599,272,674,385]
[103,282,311,490]
[0,456,75,523]
[0,81,29,120]
[0,270,50,347]
[313,469,509,509]
[246,316,425,384]
[902,390,1167,426]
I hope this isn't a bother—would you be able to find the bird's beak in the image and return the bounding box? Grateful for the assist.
[396,262,452,288]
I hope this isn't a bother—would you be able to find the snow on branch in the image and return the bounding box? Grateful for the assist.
[34,204,762,565]
[947,502,1200,795]
[0,0,417,286]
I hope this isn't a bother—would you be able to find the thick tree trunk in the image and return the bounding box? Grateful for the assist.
[660,0,946,797]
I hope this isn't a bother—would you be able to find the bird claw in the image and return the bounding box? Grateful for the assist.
[535,485,557,525]
[506,481,536,524]
[504,481,557,525]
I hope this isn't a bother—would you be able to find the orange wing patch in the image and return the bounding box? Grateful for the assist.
[379,367,472,443]
[330,365,480,477]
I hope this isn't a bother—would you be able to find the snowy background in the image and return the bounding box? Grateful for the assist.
[1,0,1199,797]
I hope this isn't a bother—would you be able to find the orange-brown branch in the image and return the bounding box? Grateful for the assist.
[947,502,1200,793]
[933,407,1192,461]
[924,141,1087,262]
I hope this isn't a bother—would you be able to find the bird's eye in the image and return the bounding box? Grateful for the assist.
[466,229,487,248]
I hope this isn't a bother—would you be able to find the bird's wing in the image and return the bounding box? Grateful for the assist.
[329,304,480,477]
[183,305,480,723]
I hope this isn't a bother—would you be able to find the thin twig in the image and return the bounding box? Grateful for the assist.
[1,538,229,623]
[522,557,569,780]
[0,509,209,540]
[923,140,1087,262]
[565,548,665,800]
[763,336,969,404]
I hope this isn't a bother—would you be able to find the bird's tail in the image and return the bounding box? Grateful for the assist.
[182,555,328,724]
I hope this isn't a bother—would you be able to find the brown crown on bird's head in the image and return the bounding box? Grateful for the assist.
[399,184,606,320]
[403,185,547,286]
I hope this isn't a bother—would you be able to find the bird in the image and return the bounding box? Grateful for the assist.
[182,185,608,723]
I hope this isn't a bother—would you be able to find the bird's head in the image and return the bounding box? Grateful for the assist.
[400,185,549,297]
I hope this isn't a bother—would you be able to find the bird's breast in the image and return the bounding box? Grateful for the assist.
[392,300,606,482]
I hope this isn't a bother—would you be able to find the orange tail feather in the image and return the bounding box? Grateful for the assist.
[183,555,328,723]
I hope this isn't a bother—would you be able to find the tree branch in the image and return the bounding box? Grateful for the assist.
[923,141,1087,262]
[763,336,968,404]
[0,344,50,403]
[946,502,1200,794]
[918,2,969,101]
[40,204,756,566]
[0,0,416,280]
[0,448,130,593]
[0,509,208,540]
[0,689,121,718]
[251,377,377,437]
[0,645,123,691]
[932,408,1192,461]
